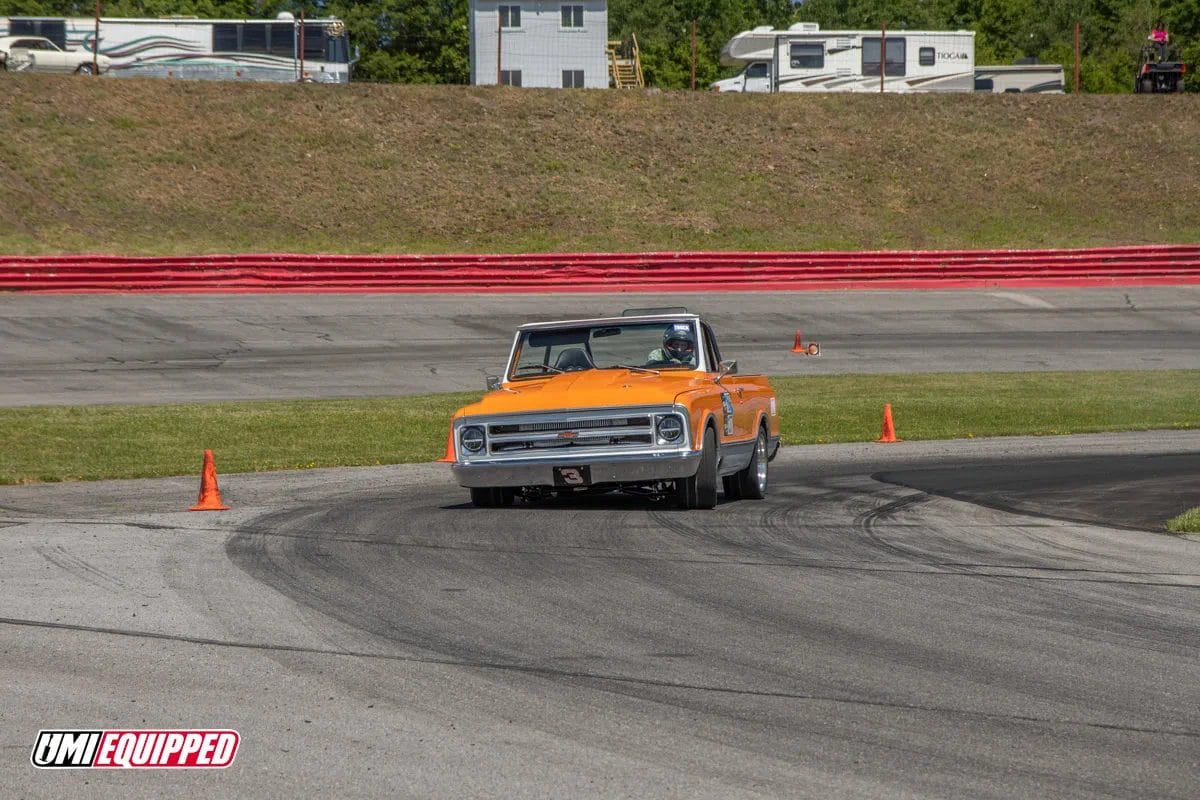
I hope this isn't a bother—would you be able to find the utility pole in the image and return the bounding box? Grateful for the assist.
[93,0,100,75]
[298,8,306,82]
[1073,22,1081,93]
[880,21,886,93]
[496,12,502,84]
[690,18,697,90]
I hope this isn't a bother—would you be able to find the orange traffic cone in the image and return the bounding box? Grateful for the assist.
[876,404,901,443]
[791,331,820,356]
[188,449,230,511]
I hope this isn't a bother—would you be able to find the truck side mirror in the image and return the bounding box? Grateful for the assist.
[715,359,737,383]
[486,375,502,391]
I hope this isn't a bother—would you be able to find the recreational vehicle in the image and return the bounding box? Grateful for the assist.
[0,14,353,83]
[713,23,976,93]
[974,63,1065,93]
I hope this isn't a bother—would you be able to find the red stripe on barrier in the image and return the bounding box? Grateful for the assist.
[1,245,1198,294]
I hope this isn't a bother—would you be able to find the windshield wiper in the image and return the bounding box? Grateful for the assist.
[513,364,565,375]
[605,364,660,375]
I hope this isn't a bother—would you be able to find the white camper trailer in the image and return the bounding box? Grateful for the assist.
[974,63,1065,93]
[0,14,353,83]
[713,23,976,93]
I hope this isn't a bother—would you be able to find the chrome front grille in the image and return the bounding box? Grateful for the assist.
[489,416,650,435]
[486,414,655,456]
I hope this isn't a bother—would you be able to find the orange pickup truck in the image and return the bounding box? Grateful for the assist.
[444,310,780,509]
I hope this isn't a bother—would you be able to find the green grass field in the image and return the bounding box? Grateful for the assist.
[1,75,1198,255]
[1166,507,1200,533]
[2,370,1196,484]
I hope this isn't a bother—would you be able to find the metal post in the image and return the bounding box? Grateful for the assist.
[690,18,697,91]
[880,21,886,93]
[93,0,100,75]
[496,11,502,84]
[1073,22,1081,93]
[299,8,305,83]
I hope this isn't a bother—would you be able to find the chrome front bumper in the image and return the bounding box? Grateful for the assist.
[452,450,702,488]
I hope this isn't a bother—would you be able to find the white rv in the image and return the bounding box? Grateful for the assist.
[713,22,975,93]
[0,15,353,83]
[974,63,1065,93]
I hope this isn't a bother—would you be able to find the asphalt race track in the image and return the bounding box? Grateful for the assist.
[2,283,1198,796]
[2,285,1199,405]
[2,432,1198,797]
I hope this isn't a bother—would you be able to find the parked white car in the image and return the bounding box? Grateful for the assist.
[0,35,111,74]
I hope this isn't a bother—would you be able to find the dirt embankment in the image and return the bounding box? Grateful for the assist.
[1,74,1197,254]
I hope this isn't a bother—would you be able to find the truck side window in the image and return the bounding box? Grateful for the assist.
[746,62,768,78]
[701,323,722,369]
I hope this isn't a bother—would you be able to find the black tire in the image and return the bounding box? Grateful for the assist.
[735,426,769,500]
[677,426,718,509]
[722,474,742,501]
[470,487,514,508]
[76,63,95,75]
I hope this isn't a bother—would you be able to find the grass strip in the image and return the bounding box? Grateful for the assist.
[1166,508,1200,533]
[1,370,1197,485]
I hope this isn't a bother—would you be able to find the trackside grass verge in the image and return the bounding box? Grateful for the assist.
[1166,508,1200,533]
[1,370,1197,484]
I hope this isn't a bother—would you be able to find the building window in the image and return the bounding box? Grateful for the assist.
[561,5,584,27]
[500,69,522,86]
[919,47,935,67]
[789,43,824,69]
[562,69,584,88]
[862,37,906,76]
[499,5,521,28]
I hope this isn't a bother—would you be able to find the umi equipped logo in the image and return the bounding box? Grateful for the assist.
[31,729,239,769]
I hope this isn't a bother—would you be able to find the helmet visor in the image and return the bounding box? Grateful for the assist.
[664,338,694,362]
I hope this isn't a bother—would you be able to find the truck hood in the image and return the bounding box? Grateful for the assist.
[456,369,713,417]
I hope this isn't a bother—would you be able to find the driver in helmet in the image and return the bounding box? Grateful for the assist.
[646,326,697,367]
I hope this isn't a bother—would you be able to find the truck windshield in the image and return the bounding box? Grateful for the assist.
[510,321,699,379]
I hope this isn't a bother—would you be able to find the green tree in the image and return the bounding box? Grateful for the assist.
[610,0,793,89]
[324,0,467,83]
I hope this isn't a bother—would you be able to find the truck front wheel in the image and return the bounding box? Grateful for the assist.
[677,427,718,510]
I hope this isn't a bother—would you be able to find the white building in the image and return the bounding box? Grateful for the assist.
[468,0,608,89]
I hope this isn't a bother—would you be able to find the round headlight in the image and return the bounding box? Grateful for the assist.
[461,426,486,454]
[656,415,683,443]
